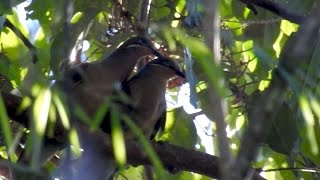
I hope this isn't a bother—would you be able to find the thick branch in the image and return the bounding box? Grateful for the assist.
[1,92,265,179]
[239,0,306,24]
[126,141,220,178]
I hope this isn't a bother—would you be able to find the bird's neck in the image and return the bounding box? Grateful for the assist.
[102,46,153,66]
[137,65,176,84]
[98,46,154,80]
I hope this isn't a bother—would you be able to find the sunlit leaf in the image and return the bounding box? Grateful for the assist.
[53,93,70,129]
[223,17,243,36]
[273,32,284,58]
[309,95,320,119]
[0,15,29,61]
[258,72,272,91]
[299,94,318,155]
[69,127,81,158]
[0,94,14,160]
[220,0,232,17]
[280,20,298,36]
[116,166,144,180]
[111,108,126,166]
[17,96,31,113]
[241,40,256,72]
[176,0,187,13]
[31,86,52,168]
[71,12,84,24]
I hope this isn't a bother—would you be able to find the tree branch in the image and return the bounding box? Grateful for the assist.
[203,0,232,178]
[3,19,38,63]
[238,0,306,24]
[1,91,265,179]
[137,0,152,36]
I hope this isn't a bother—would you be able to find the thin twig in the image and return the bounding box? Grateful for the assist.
[263,167,320,173]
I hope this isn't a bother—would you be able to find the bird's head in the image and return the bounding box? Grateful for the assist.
[148,57,185,78]
[119,36,163,57]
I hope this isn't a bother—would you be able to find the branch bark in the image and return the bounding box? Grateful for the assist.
[203,0,232,178]
[1,92,265,179]
[238,0,306,24]
[137,0,152,36]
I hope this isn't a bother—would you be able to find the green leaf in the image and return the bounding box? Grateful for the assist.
[30,86,52,168]
[152,7,171,21]
[220,0,233,17]
[299,94,318,155]
[53,92,70,129]
[0,93,14,160]
[163,107,197,148]
[153,0,167,7]
[263,102,300,155]
[116,166,144,180]
[280,20,298,36]
[111,108,126,167]
[122,115,167,180]
[69,127,81,158]
[254,147,296,180]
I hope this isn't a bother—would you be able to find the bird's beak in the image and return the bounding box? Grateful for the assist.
[142,39,164,57]
[148,45,163,57]
[174,70,185,78]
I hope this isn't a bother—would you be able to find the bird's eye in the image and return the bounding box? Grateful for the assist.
[71,71,82,83]
[161,61,174,69]
[138,39,146,45]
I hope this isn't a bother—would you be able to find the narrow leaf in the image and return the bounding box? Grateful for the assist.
[31,87,52,168]
[299,94,318,155]
[110,108,126,166]
[0,93,14,160]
